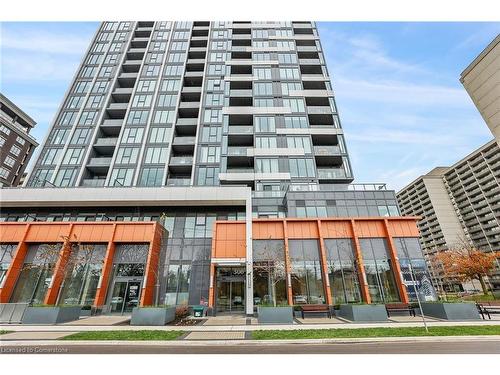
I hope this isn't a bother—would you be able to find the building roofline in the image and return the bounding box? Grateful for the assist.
[446,138,497,171]
[0,93,37,129]
[460,34,500,81]
[396,166,449,195]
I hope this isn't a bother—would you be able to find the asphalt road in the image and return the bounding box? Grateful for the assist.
[1,340,499,354]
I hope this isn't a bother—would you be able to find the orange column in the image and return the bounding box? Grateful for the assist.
[317,220,332,305]
[93,224,117,307]
[383,219,410,304]
[208,263,216,308]
[350,220,371,304]
[0,224,30,303]
[283,220,293,305]
[140,223,163,306]
[44,226,74,305]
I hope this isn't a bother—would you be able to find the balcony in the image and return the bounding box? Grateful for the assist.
[86,157,112,173]
[100,119,123,136]
[93,137,118,154]
[314,145,341,156]
[317,168,348,180]
[81,179,105,187]
[166,178,191,186]
[169,156,193,174]
[230,89,253,97]
[172,136,195,153]
[107,102,128,118]
[175,118,198,136]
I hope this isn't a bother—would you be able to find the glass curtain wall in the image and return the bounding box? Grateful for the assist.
[324,239,362,304]
[289,239,325,304]
[252,240,287,306]
[57,243,107,306]
[10,243,61,304]
[0,244,16,287]
[359,238,400,303]
[394,237,437,302]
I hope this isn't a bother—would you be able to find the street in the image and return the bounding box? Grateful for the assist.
[1,339,499,354]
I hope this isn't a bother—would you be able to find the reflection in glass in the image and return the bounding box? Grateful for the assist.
[253,240,287,306]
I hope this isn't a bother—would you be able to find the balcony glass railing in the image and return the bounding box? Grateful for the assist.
[227,147,250,156]
[313,145,341,155]
[317,168,347,179]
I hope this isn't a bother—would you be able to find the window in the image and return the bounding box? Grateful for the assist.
[254,67,272,80]
[289,158,316,178]
[29,168,54,187]
[121,127,144,144]
[284,116,308,128]
[161,79,181,92]
[206,79,223,91]
[59,111,77,126]
[201,127,222,143]
[199,146,221,163]
[139,167,164,186]
[66,96,84,109]
[253,53,271,61]
[10,145,22,157]
[108,42,123,52]
[205,93,223,106]
[147,52,164,63]
[279,68,300,80]
[0,125,11,136]
[157,94,177,107]
[104,54,119,65]
[324,239,362,304]
[281,82,302,95]
[253,41,270,48]
[116,147,139,164]
[54,167,78,187]
[254,117,275,133]
[148,127,171,143]
[253,82,273,96]
[209,52,227,62]
[211,41,228,50]
[150,41,167,51]
[110,168,134,186]
[62,148,85,165]
[92,80,109,93]
[167,53,186,63]
[98,66,114,78]
[254,98,273,107]
[126,110,149,125]
[287,136,311,153]
[359,238,400,303]
[0,137,6,147]
[164,65,183,76]
[144,147,167,164]
[86,95,103,108]
[252,29,269,38]
[197,167,219,186]
[152,110,175,124]
[70,128,91,144]
[255,136,277,149]
[74,81,91,94]
[276,40,295,49]
[136,80,157,92]
[208,64,226,76]
[49,129,69,145]
[4,156,15,168]
[142,65,160,77]
[132,94,153,108]
[203,109,222,124]
[78,111,98,126]
[255,159,279,173]
[173,31,190,39]
[283,98,305,112]
[81,66,96,78]
[277,53,297,64]
[15,136,26,146]
[289,240,325,304]
[0,167,10,179]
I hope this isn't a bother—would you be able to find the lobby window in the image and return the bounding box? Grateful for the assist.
[289,239,325,304]
[394,238,437,302]
[10,244,60,304]
[324,239,362,304]
[253,240,287,306]
[139,167,164,187]
[359,238,400,303]
[58,244,106,306]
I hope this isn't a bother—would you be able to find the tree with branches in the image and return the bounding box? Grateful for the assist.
[433,238,498,296]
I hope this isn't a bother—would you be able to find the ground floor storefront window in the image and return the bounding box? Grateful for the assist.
[9,243,60,304]
[0,244,16,287]
[253,240,287,306]
[324,239,362,304]
[289,239,325,304]
[359,238,400,303]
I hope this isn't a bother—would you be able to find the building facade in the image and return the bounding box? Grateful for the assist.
[397,140,500,290]
[1,21,436,316]
[0,94,38,187]
[460,34,500,145]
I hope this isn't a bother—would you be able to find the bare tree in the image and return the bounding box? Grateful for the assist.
[252,239,287,306]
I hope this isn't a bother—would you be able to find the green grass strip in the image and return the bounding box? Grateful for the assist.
[251,325,500,340]
[62,330,184,341]
[0,330,13,335]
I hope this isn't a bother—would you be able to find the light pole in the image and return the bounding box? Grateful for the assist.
[407,260,429,333]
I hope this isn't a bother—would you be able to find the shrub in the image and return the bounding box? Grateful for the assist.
[175,305,189,320]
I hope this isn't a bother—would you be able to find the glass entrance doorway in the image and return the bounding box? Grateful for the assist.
[109,279,142,314]
[216,267,245,313]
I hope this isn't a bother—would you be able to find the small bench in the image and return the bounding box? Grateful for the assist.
[385,303,415,317]
[300,304,332,319]
[476,302,500,320]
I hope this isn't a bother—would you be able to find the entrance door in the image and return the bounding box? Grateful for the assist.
[108,279,142,315]
[216,267,245,313]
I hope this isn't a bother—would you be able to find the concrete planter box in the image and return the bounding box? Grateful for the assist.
[80,308,92,317]
[22,306,81,324]
[337,304,388,322]
[130,307,176,326]
[420,302,480,320]
[257,306,294,324]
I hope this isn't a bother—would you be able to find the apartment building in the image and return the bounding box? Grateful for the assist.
[0,22,436,315]
[0,93,38,187]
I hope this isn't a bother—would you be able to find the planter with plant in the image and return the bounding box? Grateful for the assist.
[22,304,82,324]
[130,305,176,326]
[419,301,480,320]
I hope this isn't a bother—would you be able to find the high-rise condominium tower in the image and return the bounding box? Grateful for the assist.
[1,22,435,317]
